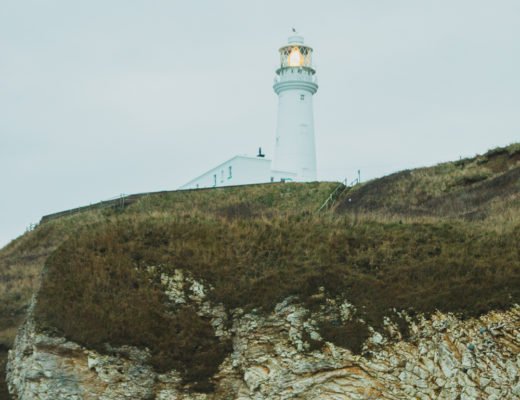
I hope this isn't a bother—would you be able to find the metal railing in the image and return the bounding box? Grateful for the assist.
[39,182,285,225]
[318,172,361,212]
[40,193,135,224]
[39,176,362,225]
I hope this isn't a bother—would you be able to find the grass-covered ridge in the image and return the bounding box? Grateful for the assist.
[36,216,520,330]
[2,143,520,393]
[336,143,520,223]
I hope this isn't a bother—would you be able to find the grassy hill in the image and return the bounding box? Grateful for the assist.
[1,143,520,395]
[336,143,520,224]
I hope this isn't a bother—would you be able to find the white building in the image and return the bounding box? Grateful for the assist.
[180,31,318,190]
[179,154,273,190]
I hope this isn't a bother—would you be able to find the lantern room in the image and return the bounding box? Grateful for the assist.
[277,33,315,74]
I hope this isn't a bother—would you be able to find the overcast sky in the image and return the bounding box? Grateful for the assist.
[1,0,519,247]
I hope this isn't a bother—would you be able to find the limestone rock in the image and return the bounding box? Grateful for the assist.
[7,275,520,399]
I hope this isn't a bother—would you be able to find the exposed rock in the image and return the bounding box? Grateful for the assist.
[160,269,186,304]
[7,274,520,399]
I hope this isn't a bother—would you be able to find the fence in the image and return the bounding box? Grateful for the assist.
[318,172,361,212]
[40,177,362,225]
[39,182,283,225]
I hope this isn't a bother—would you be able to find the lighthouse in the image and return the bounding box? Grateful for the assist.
[272,31,318,182]
[180,31,319,189]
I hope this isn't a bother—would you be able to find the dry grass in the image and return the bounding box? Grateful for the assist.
[0,210,109,343]
[2,143,520,394]
[336,144,520,221]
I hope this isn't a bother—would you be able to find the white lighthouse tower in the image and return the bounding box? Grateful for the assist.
[272,30,318,182]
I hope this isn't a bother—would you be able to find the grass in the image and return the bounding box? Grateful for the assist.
[336,144,520,220]
[0,209,110,345]
[2,143,520,393]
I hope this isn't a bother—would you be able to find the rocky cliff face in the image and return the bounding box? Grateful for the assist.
[7,271,520,400]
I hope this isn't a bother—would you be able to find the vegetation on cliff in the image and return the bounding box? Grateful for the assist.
[336,142,520,222]
[2,143,520,393]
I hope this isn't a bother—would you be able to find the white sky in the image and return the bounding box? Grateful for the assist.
[1,0,519,247]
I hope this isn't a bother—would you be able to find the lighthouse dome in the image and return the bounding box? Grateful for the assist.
[287,30,304,45]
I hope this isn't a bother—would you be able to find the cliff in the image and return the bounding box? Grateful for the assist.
[2,143,520,399]
[7,275,520,399]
